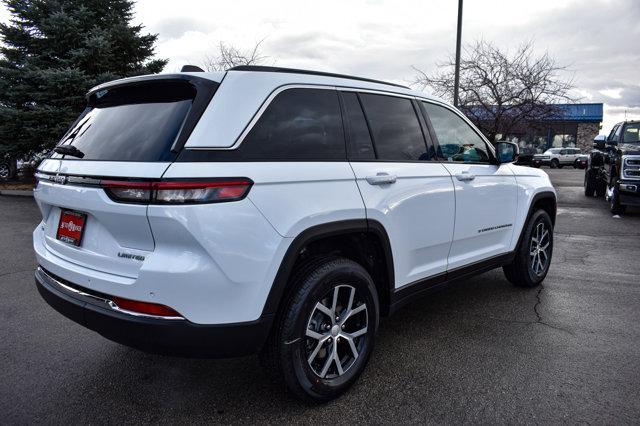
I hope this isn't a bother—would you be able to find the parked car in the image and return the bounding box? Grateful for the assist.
[532,147,583,168]
[33,66,557,402]
[1,152,47,180]
[575,154,589,169]
[584,121,640,214]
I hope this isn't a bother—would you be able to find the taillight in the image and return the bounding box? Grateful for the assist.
[101,179,253,204]
[111,296,182,318]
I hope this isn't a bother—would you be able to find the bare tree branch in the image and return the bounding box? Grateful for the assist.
[202,39,269,72]
[412,40,577,142]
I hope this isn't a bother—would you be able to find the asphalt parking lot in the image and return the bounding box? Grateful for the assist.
[2,168,640,424]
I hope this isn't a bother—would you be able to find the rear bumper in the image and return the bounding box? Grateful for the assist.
[35,267,273,358]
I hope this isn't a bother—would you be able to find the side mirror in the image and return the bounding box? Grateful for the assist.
[495,141,519,164]
[593,134,606,150]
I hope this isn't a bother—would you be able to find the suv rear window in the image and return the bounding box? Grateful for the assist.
[53,80,198,162]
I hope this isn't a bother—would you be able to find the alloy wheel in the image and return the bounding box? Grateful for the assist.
[529,221,550,275]
[304,284,368,379]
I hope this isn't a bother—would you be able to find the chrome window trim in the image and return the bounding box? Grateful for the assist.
[184,84,437,152]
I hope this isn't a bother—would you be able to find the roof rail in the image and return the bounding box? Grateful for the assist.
[228,65,410,89]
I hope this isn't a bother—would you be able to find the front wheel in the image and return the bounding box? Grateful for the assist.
[262,257,379,403]
[584,169,596,196]
[550,159,559,169]
[503,210,553,287]
[609,185,627,215]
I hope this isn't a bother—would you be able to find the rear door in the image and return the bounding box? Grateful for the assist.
[34,77,216,278]
[421,101,517,270]
[345,91,455,288]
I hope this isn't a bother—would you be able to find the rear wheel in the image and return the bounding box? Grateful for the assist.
[503,210,553,287]
[262,257,379,403]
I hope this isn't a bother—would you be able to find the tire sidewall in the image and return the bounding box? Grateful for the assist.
[281,260,379,401]
[519,210,554,286]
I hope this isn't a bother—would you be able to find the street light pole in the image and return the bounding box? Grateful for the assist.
[453,0,463,107]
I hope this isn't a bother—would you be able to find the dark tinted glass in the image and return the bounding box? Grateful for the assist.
[239,88,345,160]
[623,123,639,142]
[53,81,195,161]
[359,94,428,161]
[422,102,490,163]
[341,92,375,160]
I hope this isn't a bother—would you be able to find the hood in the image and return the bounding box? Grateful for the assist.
[618,144,640,155]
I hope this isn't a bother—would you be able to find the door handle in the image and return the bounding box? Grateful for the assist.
[455,172,476,182]
[366,172,397,185]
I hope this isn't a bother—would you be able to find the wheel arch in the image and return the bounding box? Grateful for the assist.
[515,191,556,251]
[261,219,395,321]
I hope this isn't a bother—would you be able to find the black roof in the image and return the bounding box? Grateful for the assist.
[228,65,410,89]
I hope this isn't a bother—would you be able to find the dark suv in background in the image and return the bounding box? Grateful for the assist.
[584,121,640,214]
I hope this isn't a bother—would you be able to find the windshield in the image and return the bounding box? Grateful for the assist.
[544,149,559,154]
[623,123,640,143]
[52,80,196,161]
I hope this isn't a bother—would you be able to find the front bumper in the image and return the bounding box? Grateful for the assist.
[35,266,273,358]
[618,180,640,207]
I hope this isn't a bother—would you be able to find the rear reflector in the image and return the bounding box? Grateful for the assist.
[101,179,252,204]
[111,296,182,317]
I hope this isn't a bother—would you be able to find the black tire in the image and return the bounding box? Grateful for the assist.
[261,257,379,403]
[550,159,559,169]
[609,185,627,215]
[0,162,10,179]
[573,160,579,169]
[584,169,596,197]
[503,210,553,287]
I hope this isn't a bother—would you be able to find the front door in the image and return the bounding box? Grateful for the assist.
[421,101,518,270]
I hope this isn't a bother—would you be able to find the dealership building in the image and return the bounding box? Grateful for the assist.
[490,103,603,155]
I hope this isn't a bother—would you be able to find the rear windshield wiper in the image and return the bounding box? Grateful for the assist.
[54,145,85,158]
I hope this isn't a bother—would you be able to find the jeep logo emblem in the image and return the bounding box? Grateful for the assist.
[53,174,67,185]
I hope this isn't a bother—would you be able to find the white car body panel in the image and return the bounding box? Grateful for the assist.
[507,164,556,251]
[163,162,366,238]
[442,163,518,269]
[349,162,455,287]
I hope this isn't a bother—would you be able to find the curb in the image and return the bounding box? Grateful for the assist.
[0,189,34,197]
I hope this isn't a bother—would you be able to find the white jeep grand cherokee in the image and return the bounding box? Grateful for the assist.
[33,66,556,402]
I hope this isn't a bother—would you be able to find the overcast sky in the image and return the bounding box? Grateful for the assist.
[2,0,639,131]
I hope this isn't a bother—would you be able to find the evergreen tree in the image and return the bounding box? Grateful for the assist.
[0,0,167,176]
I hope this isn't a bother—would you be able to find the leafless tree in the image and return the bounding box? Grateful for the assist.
[413,40,576,142]
[203,39,268,72]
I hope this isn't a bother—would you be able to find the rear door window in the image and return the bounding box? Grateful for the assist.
[53,80,199,162]
[341,92,375,160]
[359,93,428,161]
